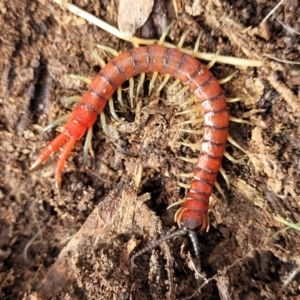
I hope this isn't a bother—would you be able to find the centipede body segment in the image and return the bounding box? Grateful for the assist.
[31,45,229,233]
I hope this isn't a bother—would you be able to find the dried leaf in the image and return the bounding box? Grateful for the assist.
[118,0,154,36]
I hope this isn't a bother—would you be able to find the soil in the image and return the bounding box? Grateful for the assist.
[0,0,300,299]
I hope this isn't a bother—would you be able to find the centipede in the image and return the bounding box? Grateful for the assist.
[31,45,229,265]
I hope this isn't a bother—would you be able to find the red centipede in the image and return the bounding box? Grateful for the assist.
[31,45,229,264]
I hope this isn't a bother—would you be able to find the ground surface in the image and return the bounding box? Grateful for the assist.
[0,0,300,299]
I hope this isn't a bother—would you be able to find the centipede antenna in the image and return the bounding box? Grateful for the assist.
[188,230,201,273]
[131,227,188,268]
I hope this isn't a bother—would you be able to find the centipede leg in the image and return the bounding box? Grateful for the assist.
[62,95,82,107]
[30,133,68,171]
[68,74,92,85]
[206,49,220,69]
[217,70,239,84]
[55,138,77,197]
[156,29,193,93]
[41,114,71,134]
[83,126,94,165]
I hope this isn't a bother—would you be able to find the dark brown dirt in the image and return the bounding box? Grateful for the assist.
[0,0,300,299]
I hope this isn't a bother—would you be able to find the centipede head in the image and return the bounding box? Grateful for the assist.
[131,227,201,272]
[175,207,209,232]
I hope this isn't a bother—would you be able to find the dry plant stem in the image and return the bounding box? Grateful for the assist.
[274,216,300,232]
[264,54,300,65]
[261,0,286,23]
[23,231,41,259]
[275,17,300,36]
[283,266,300,288]
[52,0,263,67]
